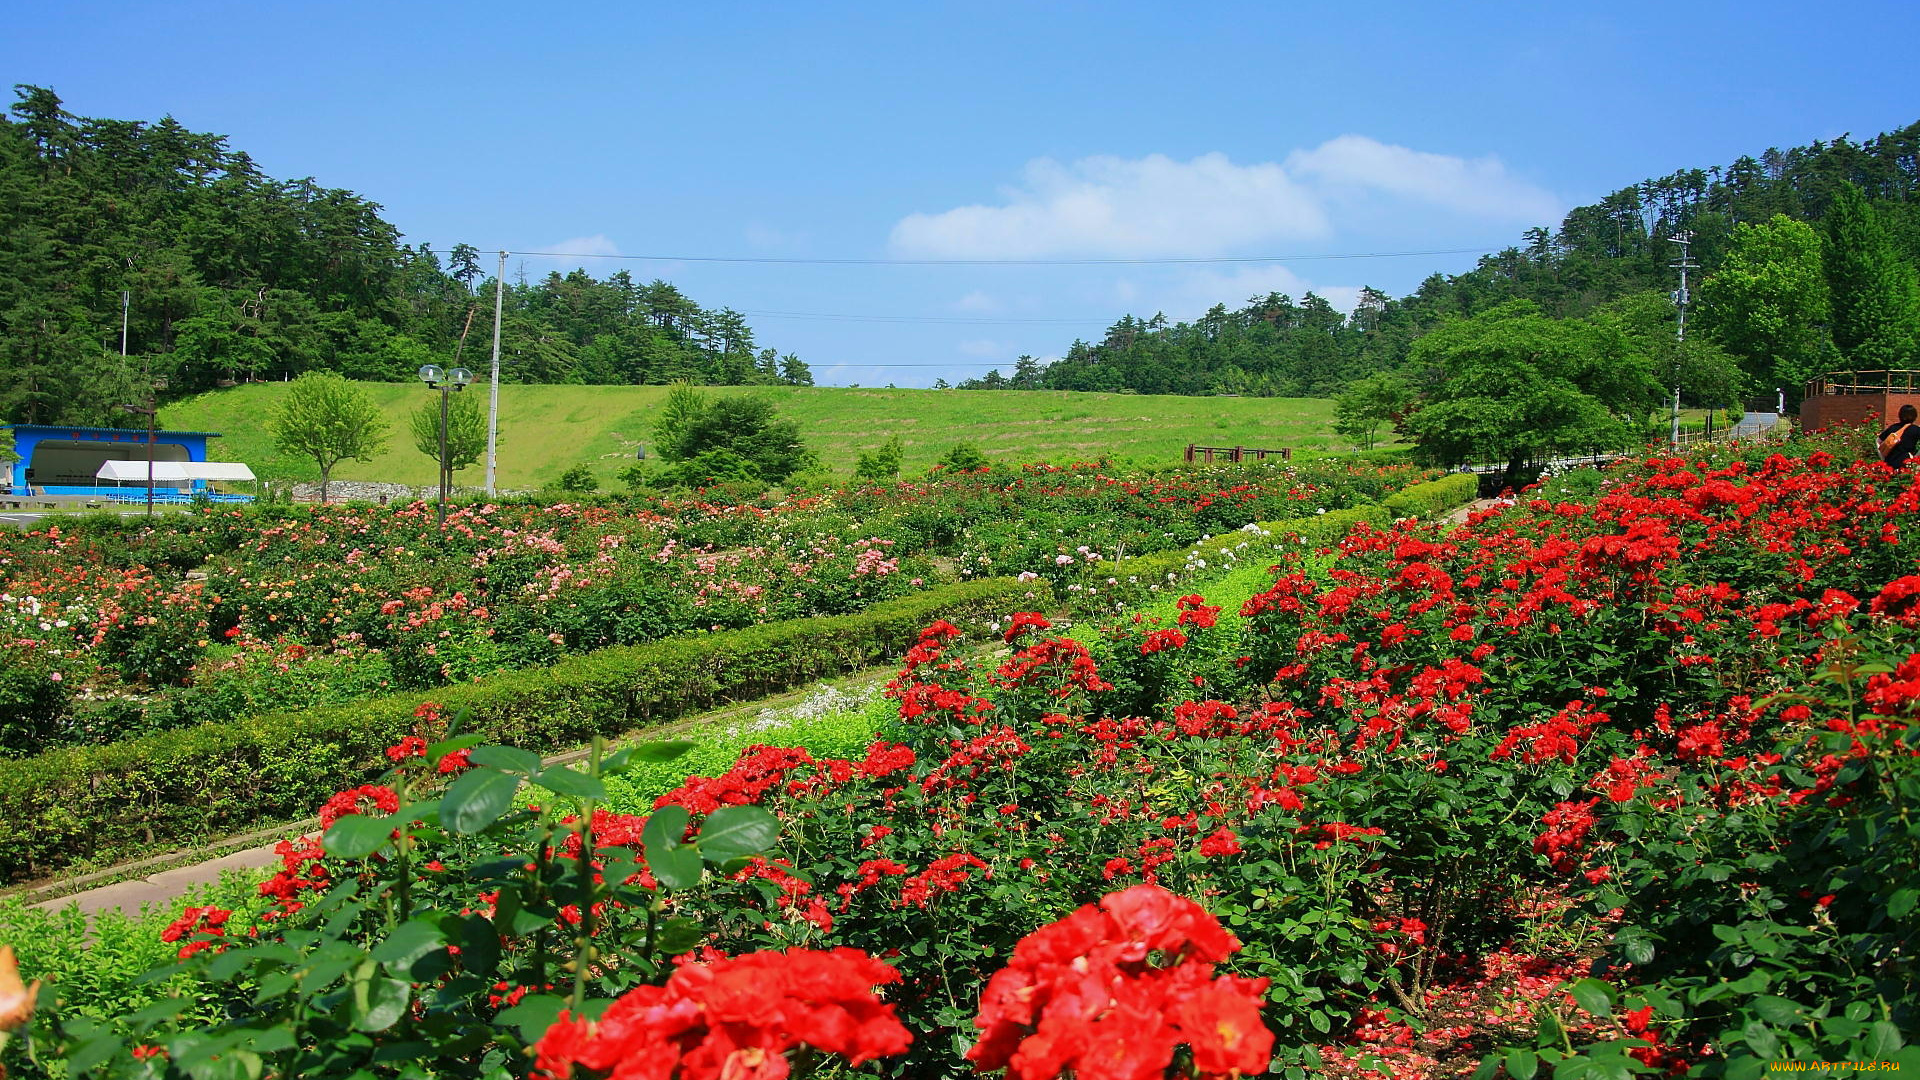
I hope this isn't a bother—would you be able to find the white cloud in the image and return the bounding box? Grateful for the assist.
[952,290,1001,314]
[516,234,623,278]
[889,138,1562,259]
[1114,266,1366,326]
[1283,136,1563,222]
[543,234,621,258]
[891,153,1328,258]
[956,339,1005,358]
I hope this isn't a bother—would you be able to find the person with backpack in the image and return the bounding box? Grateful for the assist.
[1878,404,1920,467]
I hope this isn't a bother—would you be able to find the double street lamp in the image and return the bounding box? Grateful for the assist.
[418,364,473,525]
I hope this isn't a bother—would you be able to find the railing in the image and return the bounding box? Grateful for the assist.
[1184,444,1292,464]
[1805,370,1920,396]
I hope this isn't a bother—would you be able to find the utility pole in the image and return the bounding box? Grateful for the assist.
[120,290,129,359]
[486,250,506,497]
[1667,231,1696,448]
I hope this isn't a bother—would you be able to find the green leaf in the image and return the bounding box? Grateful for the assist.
[467,745,542,774]
[1753,995,1804,1025]
[63,1033,125,1076]
[695,805,778,863]
[649,842,702,890]
[531,766,608,801]
[442,767,522,834]
[453,914,501,977]
[1569,978,1616,1016]
[643,805,690,851]
[371,919,446,979]
[1889,887,1917,919]
[496,994,570,1044]
[1504,1049,1539,1080]
[655,916,704,955]
[1865,1020,1904,1058]
[630,740,696,763]
[324,813,396,859]
[351,976,412,1032]
[426,733,486,766]
[1742,1020,1780,1060]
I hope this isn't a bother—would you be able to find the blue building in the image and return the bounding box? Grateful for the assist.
[3,424,225,497]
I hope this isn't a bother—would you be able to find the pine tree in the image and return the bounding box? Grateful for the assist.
[1822,182,1920,368]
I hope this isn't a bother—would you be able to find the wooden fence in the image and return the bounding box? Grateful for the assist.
[1184,444,1292,464]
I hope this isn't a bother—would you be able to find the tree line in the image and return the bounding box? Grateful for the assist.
[0,86,810,428]
[961,118,1920,401]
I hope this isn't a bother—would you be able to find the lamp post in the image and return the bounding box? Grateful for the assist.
[418,364,473,525]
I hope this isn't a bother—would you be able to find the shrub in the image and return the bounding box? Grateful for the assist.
[1378,471,1479,519]
[554,464,598,493]
[936,442,989,473]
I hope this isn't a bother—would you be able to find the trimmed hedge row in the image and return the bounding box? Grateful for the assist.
[0,577,1047,883]
[1380,472,1481,519]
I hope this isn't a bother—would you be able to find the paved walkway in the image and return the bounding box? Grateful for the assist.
[32,844,290,918]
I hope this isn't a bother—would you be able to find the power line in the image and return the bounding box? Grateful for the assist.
[432,245,1500,267]
[738,308,1105,325]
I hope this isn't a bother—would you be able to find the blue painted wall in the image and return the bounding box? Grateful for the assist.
[4,424,219,495]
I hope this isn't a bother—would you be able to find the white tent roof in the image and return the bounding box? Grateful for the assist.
[95,460,256,483]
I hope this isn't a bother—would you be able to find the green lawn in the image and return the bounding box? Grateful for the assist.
[162,383,1354,490]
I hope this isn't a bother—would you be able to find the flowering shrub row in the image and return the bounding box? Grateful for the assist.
[0,576,1044,883]
[0,459,1425,755]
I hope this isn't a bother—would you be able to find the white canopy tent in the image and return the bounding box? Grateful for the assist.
[95,460,257,484]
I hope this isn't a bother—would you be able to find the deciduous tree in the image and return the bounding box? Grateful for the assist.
[1696,215,1832,391]
[409,388,487,493]
[270,372,388,502]
[1402,302,1661,482]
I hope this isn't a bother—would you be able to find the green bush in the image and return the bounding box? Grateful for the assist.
[0,576,1048,883]
[1379,471,1480,519]
[555,464,598,492]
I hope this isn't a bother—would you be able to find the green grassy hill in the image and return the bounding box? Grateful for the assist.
[161,383,1350,490]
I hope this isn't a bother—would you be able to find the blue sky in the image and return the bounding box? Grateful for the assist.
[6,0,1917,385]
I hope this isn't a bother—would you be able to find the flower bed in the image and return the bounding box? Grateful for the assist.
[7,445,1916,1079]
[0,461,1425,756]
[0,576,1043,882]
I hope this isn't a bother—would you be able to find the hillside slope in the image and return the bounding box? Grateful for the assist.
[160,384,1343,489]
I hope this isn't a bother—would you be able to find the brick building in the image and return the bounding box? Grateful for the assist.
[1799,371,1920,433]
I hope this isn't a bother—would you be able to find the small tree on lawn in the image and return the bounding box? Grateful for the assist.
[854,436,904,482]
[651,385,811,489]
[1333,373,1414,450]
[408,390,487,496]
[555,464,599,493]
[270,372,389,502]
[936,443,989,473]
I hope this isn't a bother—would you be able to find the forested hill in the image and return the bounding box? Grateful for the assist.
[971,120,1920,397]
[0,86,811,428]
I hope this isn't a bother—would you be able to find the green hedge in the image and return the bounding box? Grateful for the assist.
[1380,472,1480,520]
[0,577,1047,884]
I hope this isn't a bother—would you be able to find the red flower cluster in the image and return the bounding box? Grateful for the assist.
[967,884,1273,1080]
[159,905,232,959]
[317,784,400,828]
[533,947,911,1080]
